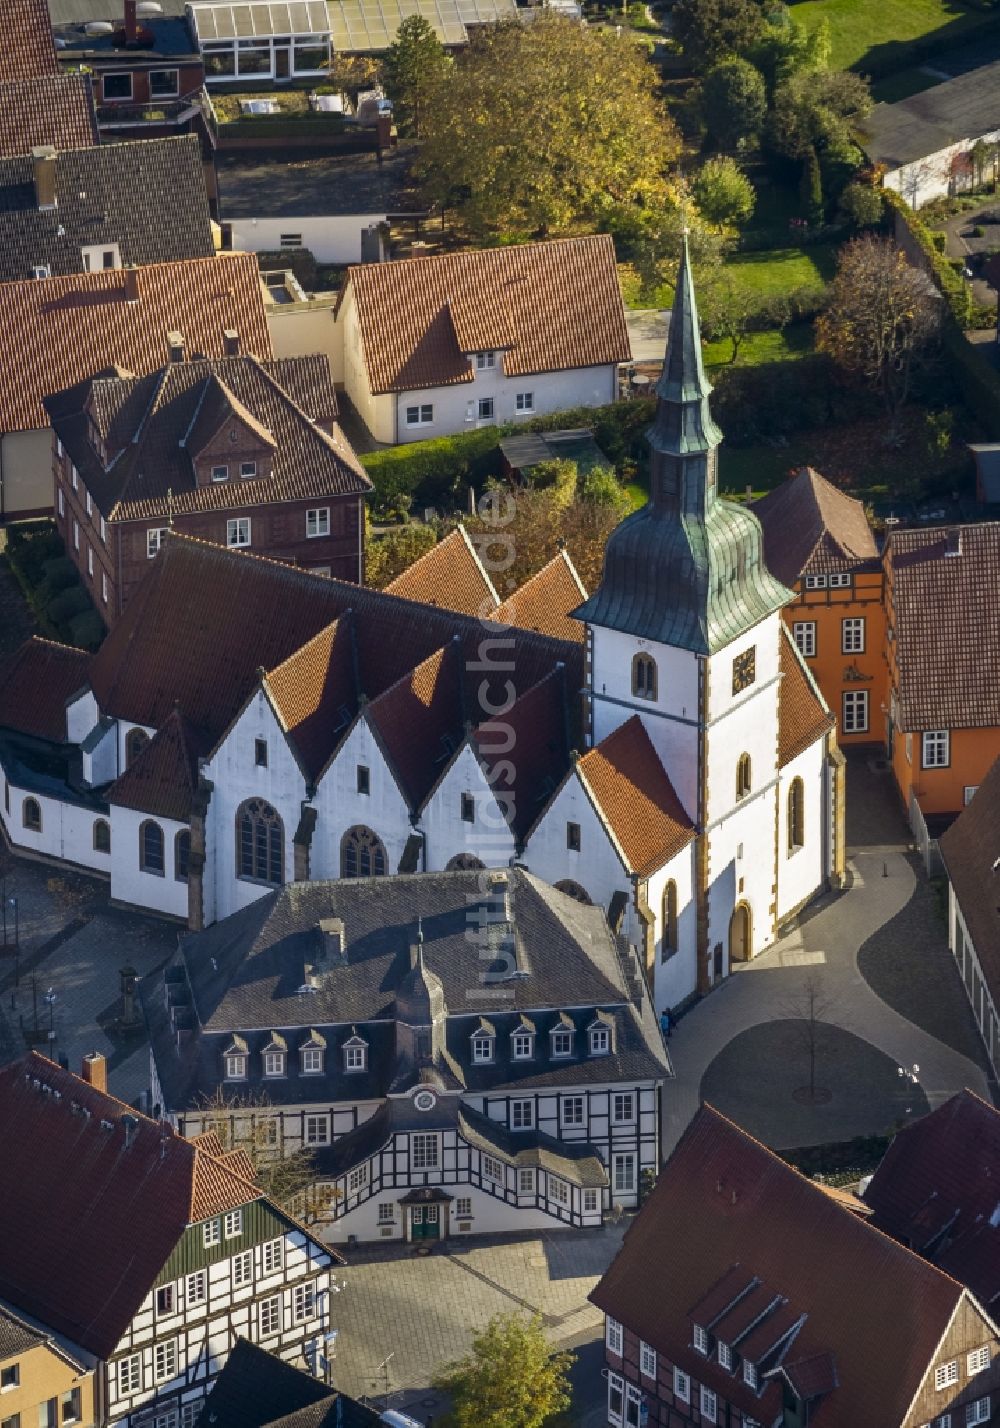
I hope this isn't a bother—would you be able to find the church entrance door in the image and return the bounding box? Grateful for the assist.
[729,902,752,964]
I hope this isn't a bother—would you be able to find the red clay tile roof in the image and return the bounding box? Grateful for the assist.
[492,550,587,644]
[0,254,271,433]
[779,628,833,766]
[0,74,98,156]
[0,0,61,79]
[265,617,359,784]
[887,523,1000,730]
[366,642,465,810]
[590,1104,967,1428]
[46,355,369,524]
[475,666,575,842]
[578,715,695,877]
[752,468,878,586]
[384,526,499,616]
[106,708,210,821]
[0,638,90,742]
[341,235,631,394]
[864,1089,1000,1308]
[0,1052,264,1358]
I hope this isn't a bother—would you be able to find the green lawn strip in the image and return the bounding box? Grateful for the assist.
[726,245,836,297]
[789,0,990,73]
[705,322,815,369]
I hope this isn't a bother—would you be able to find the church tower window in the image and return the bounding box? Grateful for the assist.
[736,754,752,802]
[632,652,657,701]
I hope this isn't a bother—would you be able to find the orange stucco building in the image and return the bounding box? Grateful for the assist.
[753,469,888,748]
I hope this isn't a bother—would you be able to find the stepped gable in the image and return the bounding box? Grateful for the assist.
[778,628,834,767]
[106,708,211,821]
[88,535,582,749]
[578,715,695,877]
[265,617,359,784]
[752,468,878,586]
[591,1103,967,1428]
[0,638,90,742]
[492,548,588,644]
[475,665,576,843]
[384,525,499,616]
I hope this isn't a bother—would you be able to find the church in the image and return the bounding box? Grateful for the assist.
[0,242,844,1019]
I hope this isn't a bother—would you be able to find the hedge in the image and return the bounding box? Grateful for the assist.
[782,1132,892,1184]
[360,426,505,516]
[884,187,994,328]
[942,323,1000,439]
[42,555,78,592]
[47,585,90,624]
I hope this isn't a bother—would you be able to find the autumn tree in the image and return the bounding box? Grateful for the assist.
[671,0,770,71]
[693,155,756,228]
[382,15,450,137]
[766,67,871,163]
[366,521,438,588]
[700,56,767,149]
[816,235,942,418]
[196,1088,322,1218]
[748,9,830,93]
[413,14,680,239]
[433,1313,574,1428]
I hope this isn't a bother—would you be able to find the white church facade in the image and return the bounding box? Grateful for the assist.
[0,241,844,1022]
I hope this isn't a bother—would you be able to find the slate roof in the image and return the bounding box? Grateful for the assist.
[0,74,98,158]
[0,638,90,742]
[45,354,369,524]
[752,468,879,586]
[886,523,1000,730]
[0,1052,268,1358]
[590,1104,970,1428]
[86,534,581,758]
[0,0,62,78]
[0,253,271,434]
[384,525,499,615]
[196,1339,378,1428]
[940,760,1000,1037]
[145,869,669,1112]
[217,149,421,220]
[862,59,1000,171]
[492,549,588,644]
[339,234,631,394]
[0,136,213,284]
[0,1301,46,1361]
[106,708,210,820]
[578,716,695,878]
[863,1090,1000,1309]
[778,627,834,766]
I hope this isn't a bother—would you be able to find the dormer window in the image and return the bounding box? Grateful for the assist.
[264,1050,285,1077]
[693,1324,709,1355]
[743,1361,757,1390]
[211,465,228,483]
[225,1054,246,1080]
[299,1032,326,1075]
[551,1026,573,1057]
[588,1019,611,1056]
[512,1032,534,1060]
[471,1031,494,1064]
[343,1035,368,1073]
[475,351,496,370]
[717,1341,732,1371]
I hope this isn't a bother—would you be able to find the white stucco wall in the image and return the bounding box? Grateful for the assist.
[884,126,1000,209]
[109,804,189,917]
[420,744,515,871]
[775,738,828,922]
[66,688,98,745]
[230,214,390,265]
[310,715,412,880]
[522,769,633,930]
[0,772,111,875]
[646,846,698,1014]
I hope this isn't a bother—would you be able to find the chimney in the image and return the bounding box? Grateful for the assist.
[166,330,185,364]
[124,0,138,44]
[31,146,57,211]
[223,328,240,358]
[317,916,345,962]
[122,1113,139,1149]
[81,1051,107,1094]
[945,527,963,558]
[123,265,139,303]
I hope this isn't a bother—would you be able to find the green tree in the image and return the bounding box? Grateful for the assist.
[767,67,871,161]
[366,521,438,588]
[671,0,770,71]
[579,465,630,511]
[697,265,760,362]
[748,8,829,93]
[693,155,756,228]
[528,457,578,508]
[414,15,679,239]
[801,143,824,226]
[700,56,767,149]
[839,180,883,228]
[434,1313,573,1428]
[382,15,450,137]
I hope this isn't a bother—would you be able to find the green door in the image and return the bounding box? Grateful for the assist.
[411,1205,441,1240]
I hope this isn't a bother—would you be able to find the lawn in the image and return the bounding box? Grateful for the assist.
[789,0,991,73]
[726,245,837,298]
[705,322,815,369]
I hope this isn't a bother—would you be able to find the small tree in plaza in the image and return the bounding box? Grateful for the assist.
[433,1312,574,1428]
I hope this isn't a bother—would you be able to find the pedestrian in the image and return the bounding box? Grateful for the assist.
[660,1008,672,1040]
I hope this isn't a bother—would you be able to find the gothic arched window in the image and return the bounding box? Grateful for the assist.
[22,797,41,832]
[632,652,657,702]
[661,880,678,961]
[93,818,111,854]
[237,799,284,884]
[341,825,387,879]
[126,727,149,767]
[139,819,164,874]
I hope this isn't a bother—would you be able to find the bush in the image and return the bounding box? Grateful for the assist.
[930,230,947,253]
[42,555,78,591]
[67,609,105,650]
[360,426,504,516]
[46,584,90,623]
[711,353,877,443]
[839,181,884,229]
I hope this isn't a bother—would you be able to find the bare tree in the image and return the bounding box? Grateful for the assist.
[785,973,832,1104]
[195,1088,330,1220]
[815,235,942,420]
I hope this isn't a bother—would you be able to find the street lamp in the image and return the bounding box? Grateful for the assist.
[43,986,57,1060]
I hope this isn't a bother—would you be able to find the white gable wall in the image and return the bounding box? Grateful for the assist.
[522,768,633,933]
[110,805,189,917]
[66,687,99,744]
[310,715,413,879]
[421,744,516,871]
[646,846,698,1014]
[776,738,829,922]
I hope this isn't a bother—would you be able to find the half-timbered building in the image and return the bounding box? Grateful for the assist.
[145,867,669,1243]
[0,1051,341,1428]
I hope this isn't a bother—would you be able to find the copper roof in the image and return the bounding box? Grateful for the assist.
[0,254,271,433]
[752,468,879,586]
[0,75,97,159]
[778,628,833,766]
[590,1104,968,1428]
[578,715,695,877]
[46,354,368,523]
[341,234,631,394]
[0,1052,265,1358]
[384,526,499,616]
[492,549,587,644]
[0,637,89,742]
[886,523,1000,730]
[0,0,62,79]
[106,708,210,821]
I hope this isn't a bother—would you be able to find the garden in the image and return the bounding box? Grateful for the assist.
[3,522,104,652]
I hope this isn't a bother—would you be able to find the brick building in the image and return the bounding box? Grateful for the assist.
[46,351,369,623]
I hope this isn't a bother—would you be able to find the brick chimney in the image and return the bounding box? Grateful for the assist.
[31,146,58,211]
[223,328,239,357]
[123,265,139,303]
[124,0,138,45]
[81,1051,107,1094]
[167,330,185,363]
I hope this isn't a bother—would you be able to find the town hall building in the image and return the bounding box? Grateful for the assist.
[0,241,843,1027]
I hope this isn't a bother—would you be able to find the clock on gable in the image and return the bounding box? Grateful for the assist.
[732,647,756,694]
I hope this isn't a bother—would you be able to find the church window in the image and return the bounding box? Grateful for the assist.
[662,880,678,960]
[237,799,284,884]
[93,818,111,853]
[175,829,191,882]
[139,819,164,875]
[126,727,150,766]
[22,797,42,832]
[632,652,657,701]
[446,853,485,870]
[341,825,386,878]
[555,879,590,904]
[788,778,805,853]
[736,753,752,801]
[566,822,581,851]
